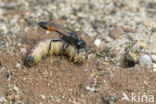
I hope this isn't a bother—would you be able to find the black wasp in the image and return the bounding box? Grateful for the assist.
[39,22,87,67]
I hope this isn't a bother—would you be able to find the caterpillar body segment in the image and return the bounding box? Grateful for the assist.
[25,38,86,65]
[25,39,52,65]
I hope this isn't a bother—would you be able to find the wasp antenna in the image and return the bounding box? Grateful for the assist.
[39,22,48,30]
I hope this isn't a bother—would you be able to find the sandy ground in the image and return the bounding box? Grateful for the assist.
[0,26,155,104]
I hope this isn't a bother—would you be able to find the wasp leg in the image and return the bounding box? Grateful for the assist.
[48,39,62,57]
[49,38,62,51]
[58,43,69,69]
[77,49,80,54]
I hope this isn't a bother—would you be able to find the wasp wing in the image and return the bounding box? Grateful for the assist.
[39,22,71,37]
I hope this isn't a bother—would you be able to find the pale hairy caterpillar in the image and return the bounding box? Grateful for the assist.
[25,38,87,65]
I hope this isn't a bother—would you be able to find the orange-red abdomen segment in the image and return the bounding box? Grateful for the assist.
[39,22,57,32]
[47,25,56,32]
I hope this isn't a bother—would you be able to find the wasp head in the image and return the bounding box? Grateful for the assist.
[77,39,86,49]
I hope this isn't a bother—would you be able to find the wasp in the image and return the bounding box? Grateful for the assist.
[25,22,87,67]
[39,22,86,51]
[39,22,87,66]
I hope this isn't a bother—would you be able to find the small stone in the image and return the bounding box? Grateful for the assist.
[94,39,101,47]
[40,95,46,99]
[139,54,152,66]
[17,42,21,46]
[87,54,95,60]
[61,93,65,99]
[85,86,95,92]
[49,72,52,77]
[48,96,54,100]
[16,101,24,104]
[81,94,84,98]
[127,33,135,41]
[85,86,91,90]
[46,31,50,34]
[13,86,19,92]
[83,69,88,72]
[152,63,156,72]
[68,88,73,92]
[56,98,61,102]
[0,97,6,103]
[20,48,27,54]
[88,29,97,37]
[108,26,124,39]
[48,83,50,86]
[16,63,21,70]
[151,54,156,62]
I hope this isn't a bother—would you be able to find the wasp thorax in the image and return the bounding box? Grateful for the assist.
[69,32,78,40]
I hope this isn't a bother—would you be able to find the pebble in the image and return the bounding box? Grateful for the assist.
[127,33,135,41]
[48,96,54,101]
[152,63,156,72]
[40,95,46,99]
[83,69,88,72]
[87,54,95,60]
[68,88,73,92]
[20,48,27,54]
[13,86,19,92]
[17,42,21,47]
[46,30,50,34]
[0,67,5,74]
[85,86,95,92]
[108,26,124,39]
[16,63,21,70]
[151,54,156,62]
[0,97,6,103]
[56,98,61,103]
[139,54,152,66]
[94,39,101,47]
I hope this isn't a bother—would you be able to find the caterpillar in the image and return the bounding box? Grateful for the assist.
[25,38,87,66]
